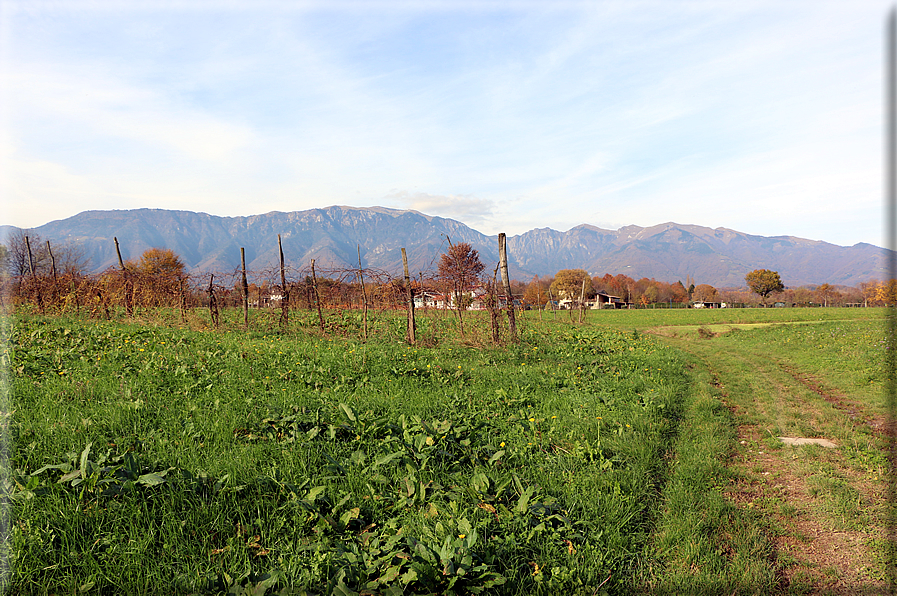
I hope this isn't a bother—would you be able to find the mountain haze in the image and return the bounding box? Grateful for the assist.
[2,206,887,287]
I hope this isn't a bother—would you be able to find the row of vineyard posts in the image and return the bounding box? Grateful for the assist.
[6,233,530,345]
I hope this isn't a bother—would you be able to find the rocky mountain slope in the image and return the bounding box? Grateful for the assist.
[1,206,887,287]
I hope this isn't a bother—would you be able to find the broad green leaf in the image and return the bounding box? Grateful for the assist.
[470,472,490,493]
[439,536,453,562]
[372,451,403,468]
[339,507,360,527]
[458,518,472,536]
[305,485,326,501]
[382,565,402,582]
[339,403,357,423]
[515,486,535,514]
[79,443,92,476]
[487,450,505,465]
[400,569,418,584]
[334,493,351,511]
[483,573,507,587]
[58,469,81,484]
[349,450,366,466]
[331,580,359,596]
[137,473,166,486]
[31,463,72,476]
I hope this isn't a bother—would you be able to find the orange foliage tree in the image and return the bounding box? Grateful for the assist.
[127,248,187,307]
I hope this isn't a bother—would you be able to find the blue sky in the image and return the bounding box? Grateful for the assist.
[0,1,890,247]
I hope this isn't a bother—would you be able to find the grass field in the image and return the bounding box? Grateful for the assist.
[2,306,889,595]
[4,309,688,595]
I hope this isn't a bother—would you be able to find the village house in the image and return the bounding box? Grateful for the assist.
[590,290,627,309]
[413,290,447,309]
[692,300,725,309]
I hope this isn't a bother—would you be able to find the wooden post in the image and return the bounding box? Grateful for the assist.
[278,234,289,327]
[46,240,61,309]
[179,276,187,324]
[24,235,43,311]
[100,286,110,319]
[24,235,35,277]
[578,278,586,324]
[241,247,249,330]
[402,248,416,344]
[357,245,368,341]
[207,274,219,328]
[488,270,501,344]
[45,240,57,280]
[113,236,126,270]
[497,233,517,342]
[114,236,132,316]
[311,259,324,333]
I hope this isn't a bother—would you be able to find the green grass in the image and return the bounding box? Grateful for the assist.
[4,310,688,595]
[638,358,779,595]
[5,305,889,594]
[583,305,881,331]
[644,307,890,592]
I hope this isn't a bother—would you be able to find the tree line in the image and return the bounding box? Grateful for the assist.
[1,230,890,323]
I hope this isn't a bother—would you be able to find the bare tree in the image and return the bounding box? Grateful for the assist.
[4,229,48,276]
[438,241,484,338]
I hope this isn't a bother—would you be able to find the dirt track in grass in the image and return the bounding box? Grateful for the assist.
[655,333,890,595]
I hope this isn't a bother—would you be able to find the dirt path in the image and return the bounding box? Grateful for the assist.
[658,335,890,595]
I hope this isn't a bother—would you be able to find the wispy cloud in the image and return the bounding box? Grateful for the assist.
[9,63,255,161]
[385,190,494,225]
[0,2,890,247]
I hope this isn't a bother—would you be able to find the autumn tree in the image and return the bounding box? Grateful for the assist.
[523,276,550,308]
[791,287,814,306]
[642,284,659,304]
[131,247,186,277]
[745,269,784,306]
[438,242,484,336]
[550,269,593,303]
[875,279,897,306]
[859,280,878,307]
[671,281,689,303]
[815,283,838,307]
[692,284,718,302]
[128,248,187,307]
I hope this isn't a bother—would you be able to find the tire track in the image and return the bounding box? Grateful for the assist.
[659,336,888,595]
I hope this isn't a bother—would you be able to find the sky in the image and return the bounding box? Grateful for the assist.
[0,1,891,247]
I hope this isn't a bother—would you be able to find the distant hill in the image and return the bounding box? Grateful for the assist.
[0,206,888,287]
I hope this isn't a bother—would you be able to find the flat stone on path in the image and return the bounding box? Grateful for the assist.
[778,437,838,448]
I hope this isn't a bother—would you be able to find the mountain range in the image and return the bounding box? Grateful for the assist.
[1,206,887,287]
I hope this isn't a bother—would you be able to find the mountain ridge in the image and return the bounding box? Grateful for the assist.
[1,206,887,287]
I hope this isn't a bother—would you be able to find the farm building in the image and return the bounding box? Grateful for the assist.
[692,300,724,309]
[591,291,628,309]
